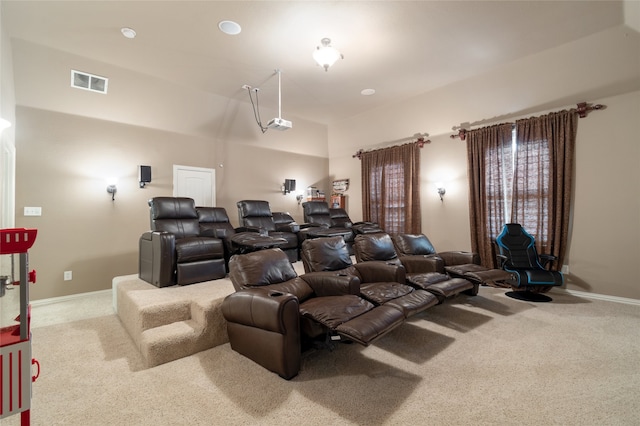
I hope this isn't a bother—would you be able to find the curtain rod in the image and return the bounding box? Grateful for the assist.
[353,135,430,160]
[450,101,604,140]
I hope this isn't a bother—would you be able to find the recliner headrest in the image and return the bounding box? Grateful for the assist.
[303,201,330,216]
[301,236,353,272]
[237,200,272,219]
[197,207,230,223]
[150,197,197,220]
[229,248,298,287]
[392,234,436,256]
[353,233,398,262]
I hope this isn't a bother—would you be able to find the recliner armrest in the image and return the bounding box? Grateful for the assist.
[236,225,266,235]
[275,223,300,233]
[222,288,301,380]
[353,261,406,284]
[139,231,177,287]
[399,254,443,274]
[438,250,480,266]
[301,272,361,297]
[222,288,299,334]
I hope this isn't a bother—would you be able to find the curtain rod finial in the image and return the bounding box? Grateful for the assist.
[450,129,467,140]
[576,102,605,118]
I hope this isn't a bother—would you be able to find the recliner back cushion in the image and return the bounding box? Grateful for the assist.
[149,197,200,238]
[301,236,353,272]
[329,208,353,228]
[303,201,332,226]
[393,234,437,256]
[237,200,276,232]
[272,211,295,225]
[353,233,399,262]
[229,248,298,287]
[197,207,235,239]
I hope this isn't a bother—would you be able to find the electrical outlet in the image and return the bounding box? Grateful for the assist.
[561,265,569,275]
[64,271,72,281]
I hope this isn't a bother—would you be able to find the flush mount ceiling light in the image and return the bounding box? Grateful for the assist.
[361,88,376,96]
[120,27,136,39]
[313,38,343,71]
[218,20,241,35]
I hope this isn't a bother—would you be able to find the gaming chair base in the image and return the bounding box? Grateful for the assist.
[505,290,552,302]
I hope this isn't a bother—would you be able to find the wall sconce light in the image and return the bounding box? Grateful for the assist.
[106,178,118,201]
[282,179,296,195]
[437,187,446,202]
[296,193,304,205]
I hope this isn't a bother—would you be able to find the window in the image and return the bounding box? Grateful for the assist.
[485,129,550,245]
[361,142,421,234]
[369,162,405,233]
[467,110,576,268]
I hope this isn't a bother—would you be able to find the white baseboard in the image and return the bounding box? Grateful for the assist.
[31,289,112,307]
[563,289,640,306]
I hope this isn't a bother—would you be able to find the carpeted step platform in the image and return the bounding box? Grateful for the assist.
[113,274,234,368]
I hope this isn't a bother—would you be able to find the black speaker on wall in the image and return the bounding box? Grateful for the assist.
[283,179,296,194]
[139,165,151,188]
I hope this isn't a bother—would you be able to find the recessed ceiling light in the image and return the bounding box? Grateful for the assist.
[120,27,137,39]
[218,20,241,35]
[361,88,376,96]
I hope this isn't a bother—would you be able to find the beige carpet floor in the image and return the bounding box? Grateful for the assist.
[3,282,639,425]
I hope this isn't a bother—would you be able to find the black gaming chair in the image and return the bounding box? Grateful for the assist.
[495,223,564,302]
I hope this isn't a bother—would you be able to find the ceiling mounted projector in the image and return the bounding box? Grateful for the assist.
[269,69,292,131]
[267,117,292,130]
[244,69,293,133]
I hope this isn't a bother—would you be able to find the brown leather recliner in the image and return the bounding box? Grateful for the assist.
[392,233,512,288]
[222,248,406,379]
[236,200,300,262]
[300,236,438,318]
[392,233,480,272]
[139,197,226,287]
[300,201,355,252]
[353,233,477,302]
[329,207,384,234]
[196,207,286,269]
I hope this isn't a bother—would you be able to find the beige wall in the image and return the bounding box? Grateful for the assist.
[13,105,329,300]
[333,91,640,300]
[11,42,330,300]
[7,23,640,301]
[568,91,640,298]
[328,25,640,299]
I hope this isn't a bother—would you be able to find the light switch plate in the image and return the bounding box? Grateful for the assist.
[24,206,42,216]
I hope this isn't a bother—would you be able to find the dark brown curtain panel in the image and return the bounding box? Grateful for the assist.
[466,110,577,269]
[361,142,421,234]
[513,110,577,266]
[466,123,514,268]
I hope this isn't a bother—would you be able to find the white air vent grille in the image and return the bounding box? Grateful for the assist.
[71,70,108,94]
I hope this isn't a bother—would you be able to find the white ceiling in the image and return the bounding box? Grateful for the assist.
[1,1,629,125]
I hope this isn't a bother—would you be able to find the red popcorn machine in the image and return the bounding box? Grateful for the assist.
[1,228,39,426]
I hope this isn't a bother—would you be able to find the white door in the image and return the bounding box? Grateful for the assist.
[173,165,216,207]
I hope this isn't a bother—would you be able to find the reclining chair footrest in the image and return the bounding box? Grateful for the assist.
[384,290,439,318]
[445,264,513,288]
[335,305,405,345]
